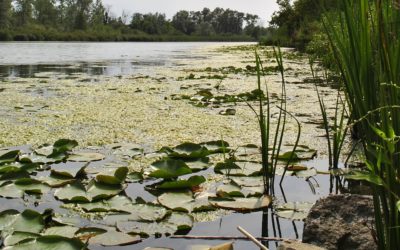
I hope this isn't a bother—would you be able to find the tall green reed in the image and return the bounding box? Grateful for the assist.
[323,0,400,248]
[250,48,300,194]
[310,64,348,170]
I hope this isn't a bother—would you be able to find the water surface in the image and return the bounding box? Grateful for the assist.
[0,42,252,77]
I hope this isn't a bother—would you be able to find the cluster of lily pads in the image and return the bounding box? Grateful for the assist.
[172,89,266,110]
[0,139,319,249]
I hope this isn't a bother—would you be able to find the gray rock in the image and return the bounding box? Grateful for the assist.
[303,194,377,250]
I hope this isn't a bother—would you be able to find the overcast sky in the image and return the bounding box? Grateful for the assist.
[102,0,279,25]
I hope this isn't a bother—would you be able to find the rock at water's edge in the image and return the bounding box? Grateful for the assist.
[303,194,377,250]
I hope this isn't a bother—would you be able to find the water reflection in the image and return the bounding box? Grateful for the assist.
[0,60,167,78]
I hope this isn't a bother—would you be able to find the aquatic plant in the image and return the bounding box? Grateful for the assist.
[310,64,348,170]
[250,48,301,194]
[324,0,400,249]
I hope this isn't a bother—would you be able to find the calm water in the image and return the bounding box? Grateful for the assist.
[0,42,252,78]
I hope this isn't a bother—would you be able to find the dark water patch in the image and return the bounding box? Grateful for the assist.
[0,59,169,78]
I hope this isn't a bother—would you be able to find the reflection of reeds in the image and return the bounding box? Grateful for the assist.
[250,48,300,195]
[324,0,400,248]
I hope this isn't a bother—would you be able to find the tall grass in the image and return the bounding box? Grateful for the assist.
[310,64,348,170]
[250,48,300,194]
[323,0,400,249]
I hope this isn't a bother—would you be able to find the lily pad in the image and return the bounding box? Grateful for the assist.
[117,212,193,237]
[96,166,128,185]
[184,157,210,171]
[209,195,271,211]
[275,202,314,221]
[0,209,45,236]
[156,175,206,190]
[230,176,264,187]
[54,181,124,202]
[149,159,192,179]
[216,183,263,198]
[0,150,20,165]
[158,191,213,213]
[2,235,85,250]
[215,161,262,176]
[43,226,79,238]
[50,162,87,178]
[68,152,105,162]
[88,229,141,246]
[3,232,40,246]
[201,140,230,153]
[216,184,244,197]
[37,173,75,188]
[126,171,144,182]
[293,168,318,178]
[165,142,210,159]
[0,179,50,198]
[84,197,168,223]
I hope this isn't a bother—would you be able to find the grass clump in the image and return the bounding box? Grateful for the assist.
[324,0,400,249]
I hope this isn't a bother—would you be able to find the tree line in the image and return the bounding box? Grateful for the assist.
[0,0,266,41]
[264,0,342,50]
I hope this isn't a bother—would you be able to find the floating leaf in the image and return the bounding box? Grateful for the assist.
[126,171,144,182]
[166,142,210,159]
[88,229,141,246]
[2,235,85,250]
[293,168,318,178]
[96,166,128,185]
[0,150,20,165]
[43,226,79,238]
[52,139,79,154]
[209,195,271,211]
[156,176,206,190]
[158,191,213,213]
[275,202,314,221]
[3,232,39,246]
[0,209,45,236]
[34,145,54,156]
[149,159,192,179]
[230,176,264,187]
[117,212,193,237]
[201,140,230,153]
[51,162,87,178]
[184,158,210,171]
[54,181,124,202]
[0,178,50,198]
[216,184,244,197]
[215,161,262,176]
[68,152,105,162]
[37,173,75,188]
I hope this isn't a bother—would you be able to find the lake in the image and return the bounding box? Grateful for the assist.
[0,42,345,250]
[0,42,252,77]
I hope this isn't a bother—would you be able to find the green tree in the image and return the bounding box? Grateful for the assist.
[74,0,92,29]
[0,0,12,28]
[172,10,195,35]
[33,0,57,26]
[14,0,33,26]
[90,0,105,27]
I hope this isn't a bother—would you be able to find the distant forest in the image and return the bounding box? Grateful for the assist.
[0,0,267,41]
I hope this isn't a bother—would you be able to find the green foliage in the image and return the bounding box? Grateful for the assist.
[324,0,400,249]
[0,2,265,41]
[266,0,342,50]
